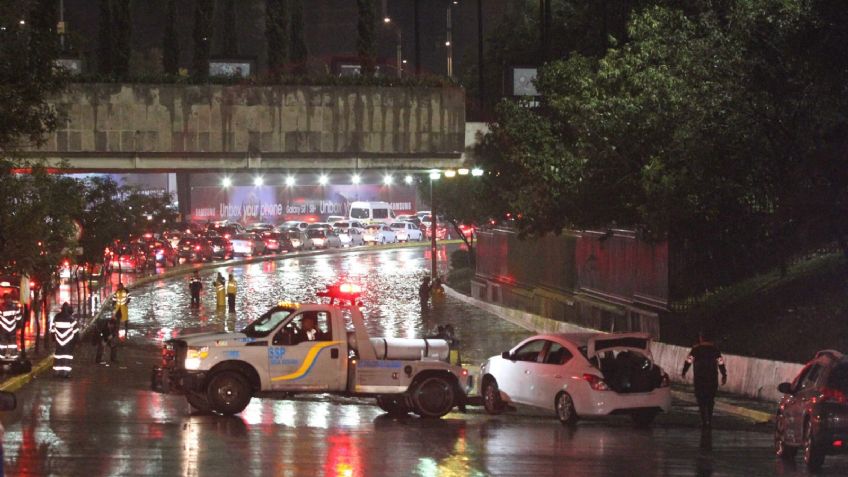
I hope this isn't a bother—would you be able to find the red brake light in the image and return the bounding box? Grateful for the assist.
[224,234,231,239]
[820,387,848,404]
[582,373,610,391]
[834,440,844,448]
[194,245,201,251]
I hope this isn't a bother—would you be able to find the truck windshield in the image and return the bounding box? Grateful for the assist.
[242,308,293,337]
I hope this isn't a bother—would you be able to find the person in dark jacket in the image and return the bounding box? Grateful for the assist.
[682,331,728,428]
[51,302,78,378]
[189,271,203,307]
[94,310,121,364]
[418,277,431,309]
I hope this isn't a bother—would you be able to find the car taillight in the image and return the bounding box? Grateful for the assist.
[820,387,848,404]
[582,373,610,391]
[162,344,176,366]
[660,372,670,388]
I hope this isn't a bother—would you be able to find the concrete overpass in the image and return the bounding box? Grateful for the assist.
[18,83,468,172]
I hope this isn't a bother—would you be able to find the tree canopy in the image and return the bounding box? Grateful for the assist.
[479,0,848,294]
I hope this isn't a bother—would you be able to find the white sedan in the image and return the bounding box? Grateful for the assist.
[332,221,365,247]
[362,224,397,244]
[390,221,423,242]
[480,333,671,426]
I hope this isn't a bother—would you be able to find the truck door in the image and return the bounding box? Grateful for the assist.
[267,310,346,392]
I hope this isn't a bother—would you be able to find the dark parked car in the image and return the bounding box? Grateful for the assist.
[208,236,233,260]
[177,237,213,262]
[775,350,848,470]
[261,232,291,254]
[111,244,148,272]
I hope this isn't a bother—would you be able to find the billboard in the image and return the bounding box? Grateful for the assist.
[190,184,417,223]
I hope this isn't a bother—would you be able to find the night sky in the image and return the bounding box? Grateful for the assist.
[60,0,510,79]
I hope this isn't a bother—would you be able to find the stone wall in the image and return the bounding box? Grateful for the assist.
[32,83,465,159]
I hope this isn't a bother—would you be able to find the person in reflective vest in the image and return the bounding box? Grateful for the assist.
[226,273,237,312]
[189,271,202,307]
[113,282,130,339]
[51,302,78,378]
[0,293,21,361]
[214,273,226,309]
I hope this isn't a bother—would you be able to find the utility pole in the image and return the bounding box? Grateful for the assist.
[477,0,484,116]
[414,0,421,75]
[445,5,453,78]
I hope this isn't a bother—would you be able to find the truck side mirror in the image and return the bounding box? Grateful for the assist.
[0,391,16,411]
[777,382,793,395]
[501,351,513,361]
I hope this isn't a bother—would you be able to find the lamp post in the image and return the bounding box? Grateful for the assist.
[428,170,440,279]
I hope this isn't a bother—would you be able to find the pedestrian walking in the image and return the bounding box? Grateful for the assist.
[214,273,226,309]
[419,277,431,309]
[51,302,78,378]
[682,331,728,428]
[113,282,130,340]
[0,293,21,361]
[94,310,121,364]
[189,271,203,307]
[226,273,237,312]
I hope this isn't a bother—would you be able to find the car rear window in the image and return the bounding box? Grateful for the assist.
[828,363,848,393]
[307,229,327,238]
[593,337,649,353]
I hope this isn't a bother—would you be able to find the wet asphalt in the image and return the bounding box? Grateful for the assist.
[1,246,847,476]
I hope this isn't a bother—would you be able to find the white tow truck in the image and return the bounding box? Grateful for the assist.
[151,284,472,418]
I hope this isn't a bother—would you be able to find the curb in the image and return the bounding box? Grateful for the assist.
[0,355,54,393]
[0,240,456,393]
[444,284,776,425]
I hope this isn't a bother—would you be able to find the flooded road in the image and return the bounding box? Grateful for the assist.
[2,246,847,476]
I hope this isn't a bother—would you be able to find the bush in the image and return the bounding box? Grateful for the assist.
[449,249,473,270]
[447,267,474,295]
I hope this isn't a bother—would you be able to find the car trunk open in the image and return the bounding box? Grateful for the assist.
[588,333,664,394]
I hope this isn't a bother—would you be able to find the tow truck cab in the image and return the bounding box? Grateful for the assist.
[152,284,471,418]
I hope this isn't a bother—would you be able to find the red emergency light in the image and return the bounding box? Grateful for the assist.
[834,440,843,448]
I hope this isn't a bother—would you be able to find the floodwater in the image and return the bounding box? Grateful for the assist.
[2,246,846,476]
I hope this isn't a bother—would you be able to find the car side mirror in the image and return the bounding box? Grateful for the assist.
[777,382,793,395]
[501,351,513,361]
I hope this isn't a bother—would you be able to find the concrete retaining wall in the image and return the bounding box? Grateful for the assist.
[445,286,804,402]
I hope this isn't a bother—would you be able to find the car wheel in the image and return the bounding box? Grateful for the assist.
[803,419,825,471]
[206,371,252,416]
[631,409,658,427]
[774,414,798,460]
[186,391,213,414]
[482,377,505,415]
[376,395,411,416]
[411,375,455,419]
[555,392,578,426]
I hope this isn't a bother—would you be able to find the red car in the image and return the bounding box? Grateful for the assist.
[177,237,213,262]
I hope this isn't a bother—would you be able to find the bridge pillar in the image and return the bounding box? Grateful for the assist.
[176,172,192,221]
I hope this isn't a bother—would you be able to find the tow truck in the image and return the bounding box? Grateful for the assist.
[151,283,473,418]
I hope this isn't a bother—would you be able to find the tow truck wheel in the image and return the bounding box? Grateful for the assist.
[206,371,252,415]
[411,376,455,419]
[186,392,212,414]
[376,395,410,416]
[482,378,505,415]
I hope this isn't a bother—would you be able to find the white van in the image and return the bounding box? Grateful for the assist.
[349,201,396,224]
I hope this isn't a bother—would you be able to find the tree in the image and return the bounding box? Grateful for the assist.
[265,0,289,75]
[289,0,307,73]
[0,0,66,151]
[193,0,214,79]
[112,0,132,78]
[418,175,503,251]
[162,0,180,74]
[221,0,238,57]
[356,0,376,75]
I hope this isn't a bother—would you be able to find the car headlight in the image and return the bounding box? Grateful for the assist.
[184,346,209,370]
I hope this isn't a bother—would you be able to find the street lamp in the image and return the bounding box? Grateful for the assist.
[381,4,403,78]
[471,168,484,177]
[318,174,329,186]
[253,176,264,187]
[383,174,393,185]
[221,177,232,188]
[404,174,413,185]
[428,170,440,279]
[352,174,361,185]
[444,169,457,178]
[285,175,296,187]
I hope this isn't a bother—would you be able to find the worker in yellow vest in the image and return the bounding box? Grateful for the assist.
[214,272,226,309]
[113,282,130,339]
[226,273,237,312]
